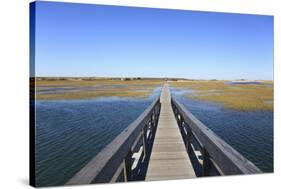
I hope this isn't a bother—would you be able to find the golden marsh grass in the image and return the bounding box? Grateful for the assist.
[171,80,273,111]
[35,78,164,100]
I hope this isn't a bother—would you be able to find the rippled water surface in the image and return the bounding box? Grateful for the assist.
[170,88,273,173]
[35,89,160,186]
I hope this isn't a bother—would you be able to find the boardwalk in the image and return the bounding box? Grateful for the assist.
[66,84,261,186]
[145,84,196,181]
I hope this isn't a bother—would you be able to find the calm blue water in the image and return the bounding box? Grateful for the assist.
[35,89,161,187]
[170,88,273,173]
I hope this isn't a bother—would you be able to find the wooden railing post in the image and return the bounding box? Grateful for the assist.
[143,125,148,157]
[186,130,192,153]
[202,148,211,176]
[151,111,154,128]
[154,108,157,127]
[155,104,160,125]
[150,108,155,127]
[124,150,133,181]
[178,113,184,135]
[150,113,156,133]
[177,113,181,125]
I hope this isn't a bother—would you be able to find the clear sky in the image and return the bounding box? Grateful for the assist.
[33,1,273,80]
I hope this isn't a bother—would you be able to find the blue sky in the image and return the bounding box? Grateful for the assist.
[33,1,273,80]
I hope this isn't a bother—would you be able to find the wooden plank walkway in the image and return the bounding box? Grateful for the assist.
[145,84,196,181]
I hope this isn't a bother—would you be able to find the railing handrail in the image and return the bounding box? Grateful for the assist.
[171,96,262,175]
[66,96,161,185]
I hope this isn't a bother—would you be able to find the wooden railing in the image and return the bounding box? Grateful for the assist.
[171,97,262,176]
[66,97,161,185]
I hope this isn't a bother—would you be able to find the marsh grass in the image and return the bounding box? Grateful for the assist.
[35,79,164,100]
[36,90,151,100]
[171,81,273,111]
[36,79,164,87]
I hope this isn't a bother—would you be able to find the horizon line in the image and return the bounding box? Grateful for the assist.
[33,76,274,81]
